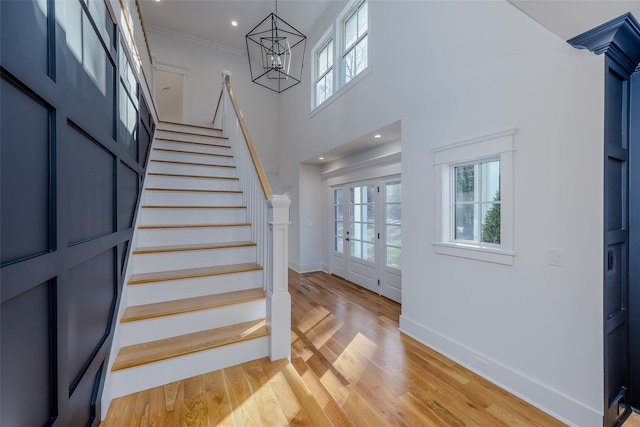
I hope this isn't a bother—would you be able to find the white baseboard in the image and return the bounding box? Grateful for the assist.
[398,315,601,427]
[298,263,323,273]
[288,259,300,273]
[288,260,329,274]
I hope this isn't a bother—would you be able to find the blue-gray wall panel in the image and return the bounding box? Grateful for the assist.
[0,77,51,265]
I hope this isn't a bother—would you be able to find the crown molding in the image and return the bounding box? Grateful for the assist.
[568,13,640,73]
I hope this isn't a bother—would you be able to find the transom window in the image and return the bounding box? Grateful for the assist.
[343,0,368,84]
[453,160,501,245]
[315,39,333,107]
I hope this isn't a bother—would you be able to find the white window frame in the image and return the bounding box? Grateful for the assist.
[311,27,334,109]
[310,0,370,113]
[433,129,516,265]
[340,0,368,85]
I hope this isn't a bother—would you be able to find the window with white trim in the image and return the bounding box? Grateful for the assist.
[342,0,368,84]
[315,38,333,107]
[311,0,369,110]
[433,130,516,265]
[453,159,500,244]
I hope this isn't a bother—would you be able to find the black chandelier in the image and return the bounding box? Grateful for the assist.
[245,0,306,93]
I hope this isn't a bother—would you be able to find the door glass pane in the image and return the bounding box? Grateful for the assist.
[387,246,401,269]
[387,225,401,247]
[349,184,375,262]
[364,243,375,262]
[385,181,402,269]
[386,182,401,203]
[386,204,401,222]
[333,188,344,253]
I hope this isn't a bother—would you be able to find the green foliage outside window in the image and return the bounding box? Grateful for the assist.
[482,191,500,244]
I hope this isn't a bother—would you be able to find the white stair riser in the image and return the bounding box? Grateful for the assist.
[132,246,256,274]
[110,336,269,398]
[144,175,240,191]
[142,190,243,206]
[148,161,236,177]
[120,299,266,346]
[154,140,231,156]
[151,150,234,166]
[157,123,223,137]
[127,270,263,305]
[140,207,246,225]
[156,130,228,145]
[137,226,251,247]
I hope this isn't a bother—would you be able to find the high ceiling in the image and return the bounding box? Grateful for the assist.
[139,0,640,54]
[138,0,640,164]
[138,0,346,53]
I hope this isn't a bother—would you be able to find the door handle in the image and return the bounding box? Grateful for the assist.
[345,238,350,241]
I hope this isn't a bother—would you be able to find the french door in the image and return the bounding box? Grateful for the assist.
[331,178,402,302]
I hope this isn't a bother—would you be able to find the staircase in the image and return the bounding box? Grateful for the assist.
[109,121,272,398]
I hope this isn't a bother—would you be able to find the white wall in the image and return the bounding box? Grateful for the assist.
[146,28,282,175]
[277,1,605,425]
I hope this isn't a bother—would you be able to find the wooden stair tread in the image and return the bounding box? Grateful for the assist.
[150,159,235,168]
[133,241,256,254]
[127,262,262,285]
[137,223,250,229]
[159,120,222,132]
[143,187,242,194]
[155,138,230,148]
[148,172,238,180]
[112,318,268,371]
[159,128,228,139]
[153,147,233,158]
[121,288,266,322]
[140,204,245,209]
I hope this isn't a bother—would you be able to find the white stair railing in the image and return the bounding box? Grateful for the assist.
[219,70,291,360]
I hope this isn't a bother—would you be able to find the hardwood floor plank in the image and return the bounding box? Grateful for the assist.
[103,270,571,426]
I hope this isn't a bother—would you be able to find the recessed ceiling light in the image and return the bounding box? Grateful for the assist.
[318,157,324,160]
[374,134,382,138]
[231,21,238,27]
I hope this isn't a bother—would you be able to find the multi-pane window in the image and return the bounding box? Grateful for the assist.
[385,181,402,269]
[453,160,501,245]
[350,184,375,262]
[315,39,333,107]
[343,0,368,84]
[333,189,344,253]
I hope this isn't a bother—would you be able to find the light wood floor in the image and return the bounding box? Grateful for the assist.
[102,270,637,426]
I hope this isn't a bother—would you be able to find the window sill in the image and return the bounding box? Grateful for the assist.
[310,66,372,118]
[433,242,515,265]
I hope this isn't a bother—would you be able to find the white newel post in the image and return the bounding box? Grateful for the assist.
[267,195,291,360]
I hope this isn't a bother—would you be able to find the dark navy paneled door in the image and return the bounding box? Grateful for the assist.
[0,0,153,425]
